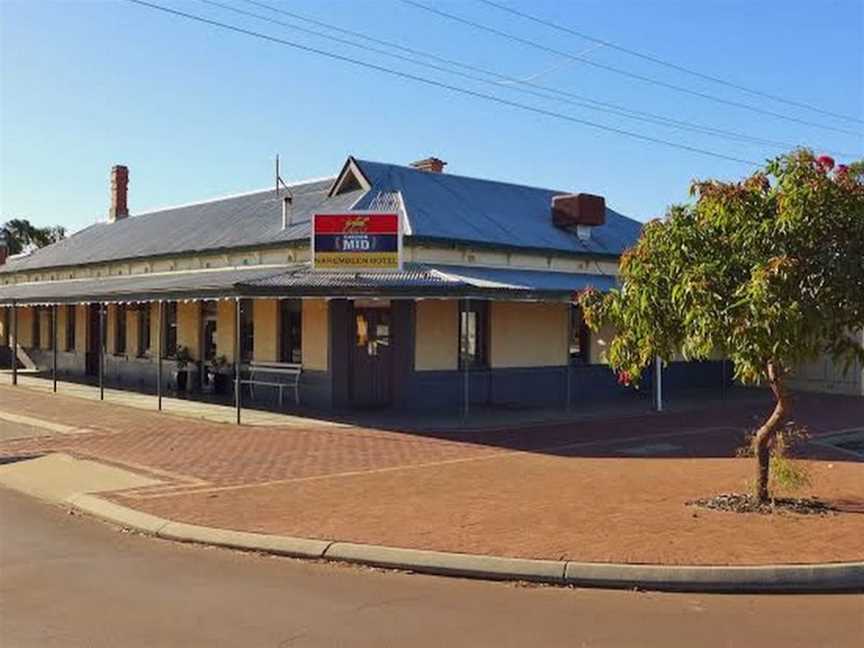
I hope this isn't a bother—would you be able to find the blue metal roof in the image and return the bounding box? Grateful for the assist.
[352,159,642,257]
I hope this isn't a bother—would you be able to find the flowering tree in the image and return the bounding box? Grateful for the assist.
[580,150,864,503]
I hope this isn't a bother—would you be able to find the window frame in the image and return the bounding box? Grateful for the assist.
[114,304,127,356]
[32,308,41,349]
[278,298,303,364]
[569,304,591,364]
[65,305,76,352]
[239,299,254,363]
[137,305,151,358]
[163,302,178,359]
[458,299,489,370]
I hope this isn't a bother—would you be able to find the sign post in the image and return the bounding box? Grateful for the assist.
[312,212,402,271]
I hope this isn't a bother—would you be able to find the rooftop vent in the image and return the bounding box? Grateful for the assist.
[410,157,447,173]
[108,165,129,223]
[551,193,605,240]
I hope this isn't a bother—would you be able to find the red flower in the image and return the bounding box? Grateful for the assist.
[816,155,835,171]
[617,371,631,386]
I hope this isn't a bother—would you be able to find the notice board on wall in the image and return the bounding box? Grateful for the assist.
[312,212,401,271]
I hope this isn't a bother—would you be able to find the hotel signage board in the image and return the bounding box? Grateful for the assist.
[312,212,402,271]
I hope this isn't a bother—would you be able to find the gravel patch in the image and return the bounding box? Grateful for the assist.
[687,492,838,516]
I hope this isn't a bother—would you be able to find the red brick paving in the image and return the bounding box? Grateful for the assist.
[1,384,862,565]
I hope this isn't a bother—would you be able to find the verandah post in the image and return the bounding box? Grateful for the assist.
[565,299,572,412]
[52,304,57,393]
[462,297,470,420]
[157,300,163,411]
[653,356,663,412]
[10,301,17,386]
[234,297,241,425]
[99,303,105,401]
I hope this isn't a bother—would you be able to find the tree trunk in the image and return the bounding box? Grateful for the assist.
[752,361,790,503]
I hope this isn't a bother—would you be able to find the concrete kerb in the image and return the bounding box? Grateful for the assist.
[65,494,864,593]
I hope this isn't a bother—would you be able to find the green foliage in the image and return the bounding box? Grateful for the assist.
[580,149,864,387]
[739,426,812,495]
[2,218,67,255]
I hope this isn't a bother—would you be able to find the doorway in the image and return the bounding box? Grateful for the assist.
[351,306,393,407]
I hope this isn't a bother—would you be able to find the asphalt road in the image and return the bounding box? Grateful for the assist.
[0,488,862,647]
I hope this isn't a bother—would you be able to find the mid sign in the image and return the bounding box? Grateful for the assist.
[312,212,402,271]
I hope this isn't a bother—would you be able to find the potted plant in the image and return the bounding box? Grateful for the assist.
[209,354,230,394]
[174,346,193,392]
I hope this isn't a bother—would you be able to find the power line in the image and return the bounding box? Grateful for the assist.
[233,0,858,157]
[124,0,760,166]
[476,0,863,125]
[400,0,863,138]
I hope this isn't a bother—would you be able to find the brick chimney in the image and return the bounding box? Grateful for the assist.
[551,193,606,240]
[410,157,446,173]
[0,229,8,266]
[108,165,129,223]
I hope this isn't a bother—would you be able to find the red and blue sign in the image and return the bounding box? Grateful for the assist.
[313,212,401,270]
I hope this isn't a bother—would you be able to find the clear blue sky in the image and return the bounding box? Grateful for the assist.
[1,0,861,234]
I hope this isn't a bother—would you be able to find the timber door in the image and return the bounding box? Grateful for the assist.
[351,307,393,408]
[85,304,100,377]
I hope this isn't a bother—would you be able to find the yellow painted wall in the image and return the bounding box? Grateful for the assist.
[177,302,201,360]
[36,308,50,350]
[216,300,236,362]
[490,301,569,368]
[75,305,88,353]
[149,303,160,355]
[17,307,34,347]
[127,307,140,357]
[253,299,279,362]
[56,306,67,351]
[106,305,117,354]
[302,298,328,370]
[0,307,7,345]
[415,300,458,371]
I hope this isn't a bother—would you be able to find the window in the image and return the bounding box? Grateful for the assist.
[32,309,41,348]
[65,305,76,351]
[115,304,127,355]
[459,300,489,370]
[569,304,590,363]
[138,306,151,357]
[279,299,302,363]
[239,299,254,362]
[163,302,178,358]
[44,309,53,351]
[202,301,217,361]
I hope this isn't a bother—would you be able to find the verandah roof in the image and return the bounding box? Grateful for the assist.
[0,263,616,306]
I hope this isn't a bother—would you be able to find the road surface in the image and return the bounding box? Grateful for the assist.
[0,488,861,647]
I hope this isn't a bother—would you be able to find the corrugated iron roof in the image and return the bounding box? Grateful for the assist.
[0,263,614,304]
[1,157,642,276]
[352,159,642,257]
[0,266,290,304]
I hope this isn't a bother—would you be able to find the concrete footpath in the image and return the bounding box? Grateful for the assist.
[1,452,861,594]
